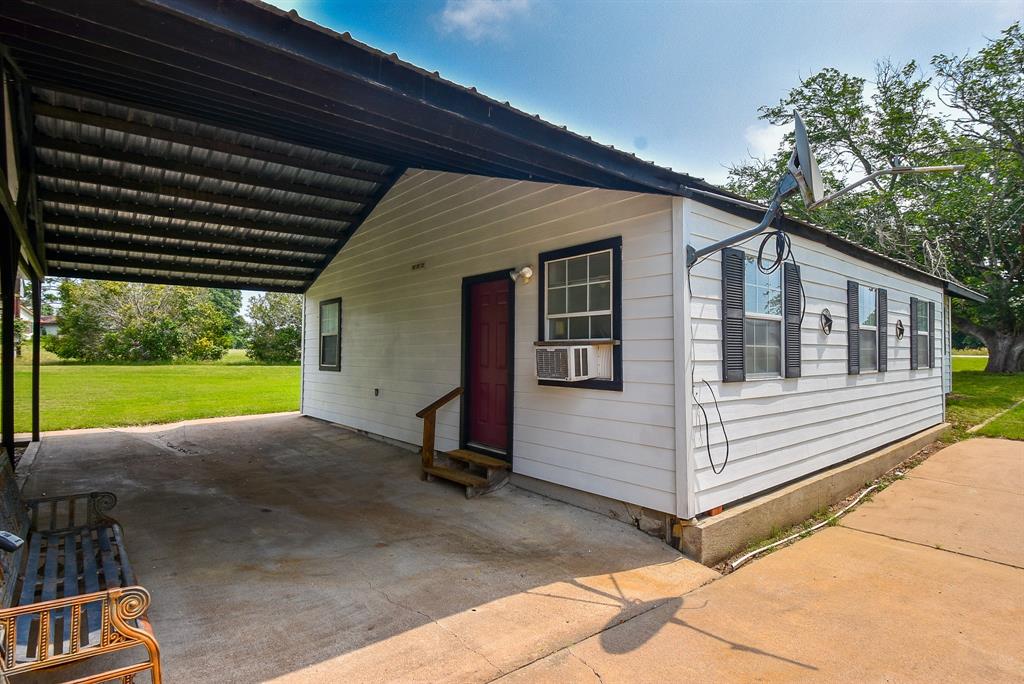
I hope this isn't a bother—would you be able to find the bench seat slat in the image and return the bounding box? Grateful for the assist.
[62,532,78,655]
[79,531,103,648]
[96,527,121,591]
[111,525,136,587]
[15,531,43,662]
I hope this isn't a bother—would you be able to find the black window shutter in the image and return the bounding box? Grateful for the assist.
[847,280,860,375]
[721,248,745,382]
[877,288,888,372]
[784,262,801,378]
[928,300,936,368]
[909,297,919,370]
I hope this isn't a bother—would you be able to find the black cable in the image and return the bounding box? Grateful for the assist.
[686,225,808,477]
[687,268,730,475]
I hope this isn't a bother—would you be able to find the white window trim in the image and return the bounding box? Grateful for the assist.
[915,305,930,370]
[743,254,784,379]
[544,248,614,341]
[859,286,879,373]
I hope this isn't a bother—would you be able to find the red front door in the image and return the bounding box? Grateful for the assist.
[467,277,511,452]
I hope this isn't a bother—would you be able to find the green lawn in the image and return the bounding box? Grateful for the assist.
[947,356,1024,440]
[4,349,299,433]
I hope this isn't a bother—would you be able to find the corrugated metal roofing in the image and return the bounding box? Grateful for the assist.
[0,0,978,297]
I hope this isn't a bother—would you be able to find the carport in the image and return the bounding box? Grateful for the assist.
[0,0,715,461]
[0,1,722,680]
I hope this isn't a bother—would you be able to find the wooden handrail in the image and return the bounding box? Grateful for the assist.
[416,387,463,473]
[415,387,463,418]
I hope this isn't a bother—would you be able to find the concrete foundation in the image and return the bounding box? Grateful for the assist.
[679,423,950,566]
[510,473,673,540]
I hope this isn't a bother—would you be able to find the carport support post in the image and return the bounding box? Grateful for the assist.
[0,228,15,465]
[31,272,39,441]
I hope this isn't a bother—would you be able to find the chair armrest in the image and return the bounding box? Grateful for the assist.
[0,586,154,676]
[22,491,118,531]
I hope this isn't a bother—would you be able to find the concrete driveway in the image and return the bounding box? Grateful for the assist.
[19,414,716,683]
[500,438,1024,682]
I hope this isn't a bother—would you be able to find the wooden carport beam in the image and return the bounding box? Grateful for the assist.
[48,252,316,281]
[39,192,349,240]
[45,231,321,270]
[0,229,16,464]
[43,214,335,256]
[35,136,378,205]
[33,103,391,184]
[37,165,363,223]
[48,267,307,294]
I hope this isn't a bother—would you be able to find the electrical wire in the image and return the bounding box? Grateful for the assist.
[687,223,807,478]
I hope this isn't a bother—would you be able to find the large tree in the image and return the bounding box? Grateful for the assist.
[44,281,231,362]
[727,23,1023,372]
[244,292,302,364]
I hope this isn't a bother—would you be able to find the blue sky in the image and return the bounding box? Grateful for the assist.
[273,0,1020,184]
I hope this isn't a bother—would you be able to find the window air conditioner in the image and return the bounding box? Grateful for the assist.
[535,345,609,382]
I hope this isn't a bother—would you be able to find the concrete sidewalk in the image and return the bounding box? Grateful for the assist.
[498,438,1024,683]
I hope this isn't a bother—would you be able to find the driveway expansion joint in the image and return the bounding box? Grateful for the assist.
[838,523,1024,571]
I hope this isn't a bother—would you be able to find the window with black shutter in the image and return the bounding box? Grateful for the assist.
[783,263,802,378]
[847,281,860,374]
[927,300,936,368]
[877,289,888,372]
[910,297,932,370]
[721,248,746,382]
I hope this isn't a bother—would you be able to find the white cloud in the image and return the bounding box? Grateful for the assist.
[743,122,786,159]
[438,0,532,42]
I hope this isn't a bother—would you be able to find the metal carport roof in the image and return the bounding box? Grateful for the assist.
[0,0,718,292]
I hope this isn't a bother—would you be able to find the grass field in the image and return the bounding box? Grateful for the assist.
[2,349,1020,439]
[5,349,299,433]
[946,356,1024,440]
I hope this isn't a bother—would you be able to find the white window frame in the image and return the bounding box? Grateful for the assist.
[543,248,614,342]
[743,254,783,379]
[859,286,878,373]
[318,298,341,372]
[915,301,930,369]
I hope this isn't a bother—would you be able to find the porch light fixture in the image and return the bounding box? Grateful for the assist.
[510,265,534,285]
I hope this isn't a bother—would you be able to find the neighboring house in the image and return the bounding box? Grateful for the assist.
[302,169,977,521]
[39,315,57,337]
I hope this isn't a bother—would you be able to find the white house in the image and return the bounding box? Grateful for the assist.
[300,171,978,524]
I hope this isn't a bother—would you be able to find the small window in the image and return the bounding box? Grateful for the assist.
[744,255,782,376]
[915,302,929,369]
[319,298,341,371]
[545,250,612,341]
[859,286,878,371]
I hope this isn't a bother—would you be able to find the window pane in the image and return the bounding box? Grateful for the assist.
[567,285,588,313]
[744,319,781,375]
[569,316,590,339]
[549,318,568,340]
[860,288,876,327]
[916,335,929,368]
[744,255,781,316]
[548,260,566,286]
[917,305,929,330]
[860,330,877,370]
[548,286,567,315]
[589,282,610,311]
[589,252,611,281]
[567,256,588,285]
[591,314,612,339]
[320,302,338,335]
[321,335,338,367]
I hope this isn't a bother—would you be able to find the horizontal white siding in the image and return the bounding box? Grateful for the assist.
[683,200,946,513]
[303,170,678,513]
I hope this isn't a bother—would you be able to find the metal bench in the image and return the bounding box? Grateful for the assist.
[0,459,160,683]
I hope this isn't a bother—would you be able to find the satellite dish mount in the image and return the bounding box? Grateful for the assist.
[684,110,962,268]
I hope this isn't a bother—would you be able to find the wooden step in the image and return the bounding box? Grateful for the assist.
[445,449,510,470]
[422,465,489,489]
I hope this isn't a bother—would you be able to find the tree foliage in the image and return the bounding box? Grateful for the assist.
[727,23,1023,372]
[244,292,302,364]
[209,288,246,348]
[43,281,232,362]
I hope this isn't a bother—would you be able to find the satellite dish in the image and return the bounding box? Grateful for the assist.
[788,111,824,207]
